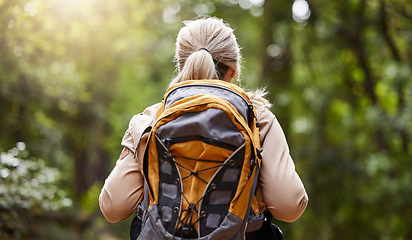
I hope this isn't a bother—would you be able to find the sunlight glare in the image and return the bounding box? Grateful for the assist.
[194,3,215,16]
[239,0,252,9]
[51,0,98,18]
[248,0,265,7]
[267,44,283,58]
[292,0,311,23]
[293,117,309,133]
[163,2,181,24]
[24,2,37,17]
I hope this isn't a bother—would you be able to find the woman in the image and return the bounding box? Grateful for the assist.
[99,16,308,234]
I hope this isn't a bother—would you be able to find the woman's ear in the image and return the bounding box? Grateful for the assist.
[223,68,237,82]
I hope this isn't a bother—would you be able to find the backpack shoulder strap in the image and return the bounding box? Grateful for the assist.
[245,156,264,232]
[133,126,153,159]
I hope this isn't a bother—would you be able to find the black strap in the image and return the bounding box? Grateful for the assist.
[133,126,152,159]
[244,154,260,229]
[245,210,283,240]
[130,125,153,240]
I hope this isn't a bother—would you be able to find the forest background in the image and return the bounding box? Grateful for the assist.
[1,0,411,239]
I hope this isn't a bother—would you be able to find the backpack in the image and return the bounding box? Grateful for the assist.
[133,80,264,240]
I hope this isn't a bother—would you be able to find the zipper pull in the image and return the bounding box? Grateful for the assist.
[248,104,256,119]
[165,138,174,148]
[257,149,263,159]
[248,150,256,178]
[248,104,256,127]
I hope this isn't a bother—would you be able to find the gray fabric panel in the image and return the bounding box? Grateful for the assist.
[137,205,165,239]
[161,206,173,222]
[157,108,244,147]
[165,85,250,124]
[222,168,240,182]
[208,212,244,239]
[160,160,172,175]
[209,190,231,205]
[246,211,264,232]
[138,205,245,240]
[206,213,221,229]
[161,183,177,199]
[156,136,182,234]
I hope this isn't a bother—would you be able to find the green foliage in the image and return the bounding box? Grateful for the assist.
[0,0,411,239]
[284,0,412,239]
[80,182,102,216]
[0,143,72,239]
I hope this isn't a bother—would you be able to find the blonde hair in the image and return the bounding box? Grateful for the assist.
[170,17,271,111]
[247,88,272,111]
[170,17,241,86]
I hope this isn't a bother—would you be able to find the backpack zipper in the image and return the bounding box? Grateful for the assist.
[165,83,255,125]
[165,83,251,107]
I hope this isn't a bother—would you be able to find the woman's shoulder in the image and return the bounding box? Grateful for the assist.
[130,103,161,123]
[256,107,284,144]
[256,107,276,125]
[122,103,161,148]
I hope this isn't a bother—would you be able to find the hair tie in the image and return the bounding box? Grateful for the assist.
[198,47,210,53]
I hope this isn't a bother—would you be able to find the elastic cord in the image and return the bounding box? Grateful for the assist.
[198,47,210,53]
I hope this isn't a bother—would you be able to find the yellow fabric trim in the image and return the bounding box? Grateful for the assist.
[147,134,159,204]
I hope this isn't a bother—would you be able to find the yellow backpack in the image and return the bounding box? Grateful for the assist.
[137,80,263,239]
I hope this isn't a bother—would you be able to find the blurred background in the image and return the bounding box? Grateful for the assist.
[0,0,411,239]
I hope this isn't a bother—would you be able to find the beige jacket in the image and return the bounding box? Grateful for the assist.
[99,103,308,223]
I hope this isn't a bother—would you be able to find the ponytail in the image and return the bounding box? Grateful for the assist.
[172,17,242,87]
[170,49,218,86]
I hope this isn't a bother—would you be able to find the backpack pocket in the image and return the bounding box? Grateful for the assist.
[138,204,247,240]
